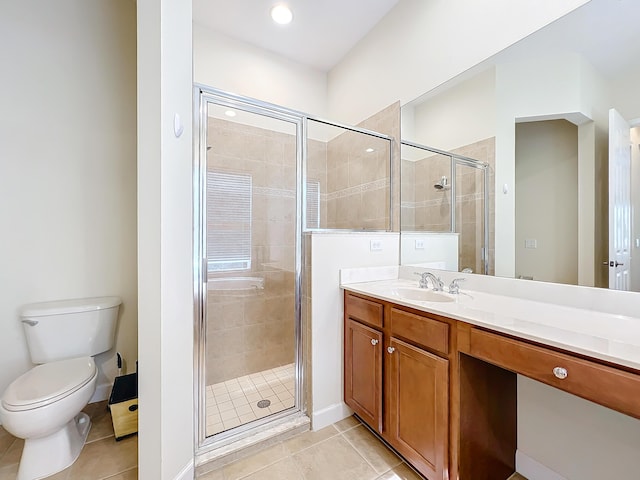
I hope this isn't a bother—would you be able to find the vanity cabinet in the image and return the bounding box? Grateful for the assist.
[344,292,450,480]
[387,337,448,478]
[344,318,383,432]
[344,282,640,480]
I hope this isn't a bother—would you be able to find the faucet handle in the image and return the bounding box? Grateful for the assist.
[448,278,465,294]
[414,271,429,288]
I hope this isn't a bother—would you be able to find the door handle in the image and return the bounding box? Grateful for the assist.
[607,261,625,267]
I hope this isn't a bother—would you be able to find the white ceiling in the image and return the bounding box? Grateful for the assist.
[192,0,400,72]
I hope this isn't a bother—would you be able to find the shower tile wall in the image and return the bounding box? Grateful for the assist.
[401,137,495,275]
[404,153,452,231]
[206,118,296,385]
[452,138,495,275]
[323,102,399,230]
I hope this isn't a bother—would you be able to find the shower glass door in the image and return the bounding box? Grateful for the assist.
[400,141,489,274]
[455,160,488,275]
[195,89,303,446]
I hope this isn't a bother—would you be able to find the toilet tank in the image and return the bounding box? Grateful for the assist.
[20,296,121,364]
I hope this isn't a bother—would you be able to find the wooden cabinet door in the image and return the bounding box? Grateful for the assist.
[344,319,383,432]
[387,337,449,479]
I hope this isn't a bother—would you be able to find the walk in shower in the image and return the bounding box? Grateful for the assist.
[194,86,394,458]
[194,88,304,454]
[400,140,492,274]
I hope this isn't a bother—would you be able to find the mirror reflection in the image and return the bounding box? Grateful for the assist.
[400,0,640,291]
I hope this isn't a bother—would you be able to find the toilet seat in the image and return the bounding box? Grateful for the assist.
[2,357,96,412]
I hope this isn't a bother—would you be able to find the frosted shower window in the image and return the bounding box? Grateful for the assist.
[306,180,320,229]
[207,171,252,272]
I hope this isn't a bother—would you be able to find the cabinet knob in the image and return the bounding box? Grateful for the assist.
[387,346,395,354]
[371,339,379,346]
[553,366,568,379]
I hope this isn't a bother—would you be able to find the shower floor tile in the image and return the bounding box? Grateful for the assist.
[206,363,295,436]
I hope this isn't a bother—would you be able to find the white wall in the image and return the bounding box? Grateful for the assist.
[515,120,578,284]
[137,0,194,478]
[404,68,496,151]
[328,0,590,125]
[0,1,137,403]
[518,376,640,480]
[632,127,640,291]
[400,232,459,270]
[193,24,328,117]
[494,53,610,279]
[310,232,399,430]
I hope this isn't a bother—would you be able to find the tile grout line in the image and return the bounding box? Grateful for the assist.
[99,465,138,480]
[206,364,296,435]
[231,440,289,480]
[339,428,392,477]
[222,426,344,480]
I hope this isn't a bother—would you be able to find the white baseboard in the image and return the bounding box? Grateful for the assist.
[89,382,112,403]
[174,460,194,480]
[516,450,567,480]
[312,402,353,431]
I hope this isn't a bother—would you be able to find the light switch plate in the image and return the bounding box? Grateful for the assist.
[525,239,537,249]
[370,240,383,251]
[415,239,425,249]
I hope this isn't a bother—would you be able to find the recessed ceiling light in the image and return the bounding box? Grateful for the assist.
[365,148,375,153]
[271,4,293,25]
[225,110,237,117]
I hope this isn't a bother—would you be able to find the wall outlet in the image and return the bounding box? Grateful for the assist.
[525,239,537,249]
[370,240,383,252]
[415,239,425,249]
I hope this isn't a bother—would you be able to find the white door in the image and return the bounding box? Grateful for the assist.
[608,108,632,290]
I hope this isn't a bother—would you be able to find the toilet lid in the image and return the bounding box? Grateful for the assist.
[1,357,96,412]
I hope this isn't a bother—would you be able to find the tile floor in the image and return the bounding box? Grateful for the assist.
[199,415,530,480]
[198,415,420,480]
[0,401,137,480]
[1,402,528,480]
[206,364,295,436]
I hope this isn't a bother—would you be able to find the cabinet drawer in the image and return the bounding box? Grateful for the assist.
[470,328,640,419]
[390,308,449,356]
[345,293,384,328]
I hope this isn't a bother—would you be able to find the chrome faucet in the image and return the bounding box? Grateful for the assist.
[414,272,444,291]
[448,278,466,294]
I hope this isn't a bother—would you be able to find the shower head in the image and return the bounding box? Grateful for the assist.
[434,176,450,190]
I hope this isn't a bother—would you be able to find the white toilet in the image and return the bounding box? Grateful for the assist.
[0,296,121,480]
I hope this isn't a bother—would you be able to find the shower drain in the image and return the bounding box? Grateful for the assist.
[256,399,271,409]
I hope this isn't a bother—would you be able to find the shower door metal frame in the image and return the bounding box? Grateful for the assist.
[193,85,306,456]
[400,140,490,274]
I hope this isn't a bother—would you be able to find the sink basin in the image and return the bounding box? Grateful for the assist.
[391,287,455,303]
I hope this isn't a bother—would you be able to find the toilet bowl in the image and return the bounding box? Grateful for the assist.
[0,357,98,480]
[0,296,120,480]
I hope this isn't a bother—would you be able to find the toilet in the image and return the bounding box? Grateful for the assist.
[0,296,121,480]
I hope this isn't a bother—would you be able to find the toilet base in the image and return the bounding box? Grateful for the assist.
[17,412,92,480]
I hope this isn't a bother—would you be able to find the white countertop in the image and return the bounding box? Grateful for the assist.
[342,276,640,371]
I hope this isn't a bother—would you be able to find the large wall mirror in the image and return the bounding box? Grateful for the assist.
[400,0,640,292]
